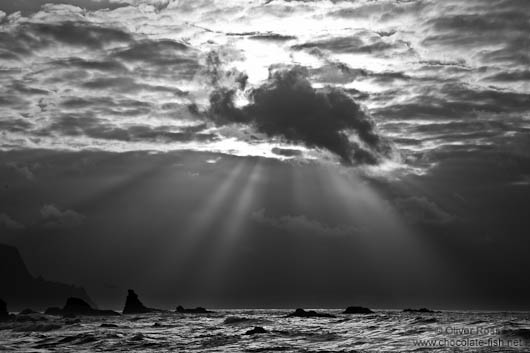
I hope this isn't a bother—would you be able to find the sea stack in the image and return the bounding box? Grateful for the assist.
[123,289,157,314]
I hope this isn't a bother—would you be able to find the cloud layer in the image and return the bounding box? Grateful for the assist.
[0,0,528,170]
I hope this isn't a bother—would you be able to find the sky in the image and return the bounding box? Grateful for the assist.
[0,0,529,310]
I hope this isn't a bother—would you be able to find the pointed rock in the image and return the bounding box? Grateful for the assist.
[123,289,158,314]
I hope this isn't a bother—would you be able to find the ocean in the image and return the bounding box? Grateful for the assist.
[1,309,529,352]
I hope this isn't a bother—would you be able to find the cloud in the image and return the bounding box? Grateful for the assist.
[394,197,453,225]
[484,70,530,83]
[1,21,132,54]
[41,114,216,143]
[81,76,187,94]
[292,34,411,56]
[52,57,129,73]
[252,209,357,237]
[271,147,303,157]
[40,204,85,228]
[0,0,128,15]
[5,162,35,180]
[0,213,25,231]
[208,67,391,164]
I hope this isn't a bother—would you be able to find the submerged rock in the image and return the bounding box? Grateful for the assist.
[245,326,267,335]
[287,308,335,318]
[403,308,437,314]
[344,306,374,314]
[122,289,159,314]
[176,305,212,314]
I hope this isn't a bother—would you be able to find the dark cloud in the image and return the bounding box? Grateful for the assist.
[29,21,131,49]
[0,0,128,16]
[0,213,25,231]
[209,67,391,164]
[394,196,453,225]
[40,204,84,229]
[5,162,35,181]
[252,209,357,237]
[52,57,129,73]
[0,118,33,133]
[271,147,303,157]
[59,96,152,117]
[248,33,297,42]
[0,95,30,108]
[81,76,186,95]
[41,114,216,143]
[484,70,530,84]
[328,0,427,21]
[9,81,49,95]
[375,83,530,122]
[0,21,132,57]
[422,9,530,53]
[113,39,196,66]
[292,35,410,55]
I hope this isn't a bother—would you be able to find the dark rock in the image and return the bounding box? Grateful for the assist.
[176,305,212,314]
[287,308,335,318]
[403,308,437,314]
[100,323,118,328]
[62,297,119,316]
[344,306,374,314]
[0,299,9,321]
[122,289,159,314]
[245,326,267,335]
[0,244,94,311]
[44,307,62,316]
[403,308,438,314]
[19,308,38,315]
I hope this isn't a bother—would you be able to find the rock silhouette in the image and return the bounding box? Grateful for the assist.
[0,244,93,311]
[175,305,212,314]
[44,307,62,316]
[122,289,159,314]
[287,308,335,318]
[0,298,9,320]
[19,308,38,315]
[62,297,119,316]
[403,308,437,313]
[245,326,267,335]
[344,306,374,314]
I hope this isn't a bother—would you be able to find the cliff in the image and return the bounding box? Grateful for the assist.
[0,244,94,311]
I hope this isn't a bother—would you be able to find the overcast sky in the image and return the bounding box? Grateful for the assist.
[1,0,529,310]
